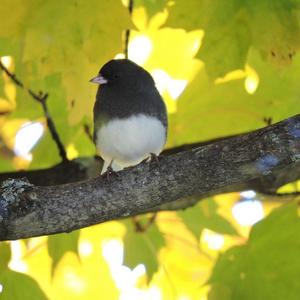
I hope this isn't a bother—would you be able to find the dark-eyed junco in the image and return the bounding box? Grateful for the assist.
[90,59,168,174]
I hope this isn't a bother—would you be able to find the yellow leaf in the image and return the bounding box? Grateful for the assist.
[12,155,31,170]
[4,82,16,104]
[0,119,27,149]
[0,98,14,114]
[66,144,79,160]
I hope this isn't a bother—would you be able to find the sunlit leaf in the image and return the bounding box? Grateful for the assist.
[167,0,300,77]
[135,0,167,17]
[0,99,14,115]
[30,132,60,169]
[0,74,4,98]
[0,119,27,150]
[48,231,80,275]
[0,151,15,171]
[1,1,300,299]
[178,198,239,238]
[197,7,251,77]
[0,0,27,38]
[209,202,300,299]
[0,243,11,269]
[170,49,300,146]
[0,270,48,300]
[248,0,300,68]
[123,219,164,280]
[166,0,204,31]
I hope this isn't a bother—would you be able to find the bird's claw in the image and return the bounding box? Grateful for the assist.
[150,153,160,166]
[104,166,119,180]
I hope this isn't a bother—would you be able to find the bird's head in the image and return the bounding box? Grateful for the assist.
[89,59,154,88]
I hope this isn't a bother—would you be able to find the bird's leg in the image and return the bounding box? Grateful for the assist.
[106,163,113,180]
[141,153,160,167]
[104,160,119,180]
[144,153,161,171]
[150,153,160,165]
[141,153,158,164]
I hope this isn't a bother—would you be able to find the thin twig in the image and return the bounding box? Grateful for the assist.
[132,213,157,232]
[261,191,300,197]
[124,0,134,59]
[22,241,46,259]
[83,123,94,143]
[0,61,68,162]
[259,191,300,203]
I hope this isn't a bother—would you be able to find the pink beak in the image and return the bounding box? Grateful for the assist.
[89,74,108,85]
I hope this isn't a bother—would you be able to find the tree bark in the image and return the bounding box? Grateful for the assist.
[1,114,300,241]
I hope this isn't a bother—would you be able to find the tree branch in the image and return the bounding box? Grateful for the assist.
[0,134,240,186]
[124,0,134,59]
[0,61,68,162]
[1,114,300,241]
[0,157,103,186]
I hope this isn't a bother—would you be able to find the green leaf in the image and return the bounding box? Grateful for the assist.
[47,230,80,275]
[167,0,300,77]
[247,0,300,68]
[0,270,48,300]
[71,124,95,158]
[0,153,14,172]
[197,7,251,77]
[10,72,65,119]
[167,0,250,77]
[0,243,11,270]
[122,219,164,280]
[135,0,167,17]
[169,49,300,146]
[0,74,4,98]
[0,0,132,125]
[208,202,300,300]
[178,198,238,238]
[29,132,60,169]
[0,38,18,56]
[0,0,27,38]
[166,0,204,31]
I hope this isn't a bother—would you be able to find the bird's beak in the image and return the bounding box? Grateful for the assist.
[89,74,108,85]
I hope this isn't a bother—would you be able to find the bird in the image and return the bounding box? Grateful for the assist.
[90,59,168,175]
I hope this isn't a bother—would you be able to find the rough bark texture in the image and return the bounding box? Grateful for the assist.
[0,114,300,241]
[0,157,103,186]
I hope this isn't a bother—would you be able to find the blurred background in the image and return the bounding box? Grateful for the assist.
[1,0,300,299]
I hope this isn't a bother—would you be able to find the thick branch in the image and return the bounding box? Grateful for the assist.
[1,114,300,241]
[0,131,297,193]
[0,157,103,186]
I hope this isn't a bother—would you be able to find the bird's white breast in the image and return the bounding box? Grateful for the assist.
[95,114,166,170]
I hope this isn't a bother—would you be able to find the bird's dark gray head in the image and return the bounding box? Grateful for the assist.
[92,58,167,129]
[90,59,154,88]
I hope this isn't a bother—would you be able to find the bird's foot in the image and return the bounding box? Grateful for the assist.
[149,153,160,165]
[141,153,160,168]
[144,153,161,171]
[103,166,119,180]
